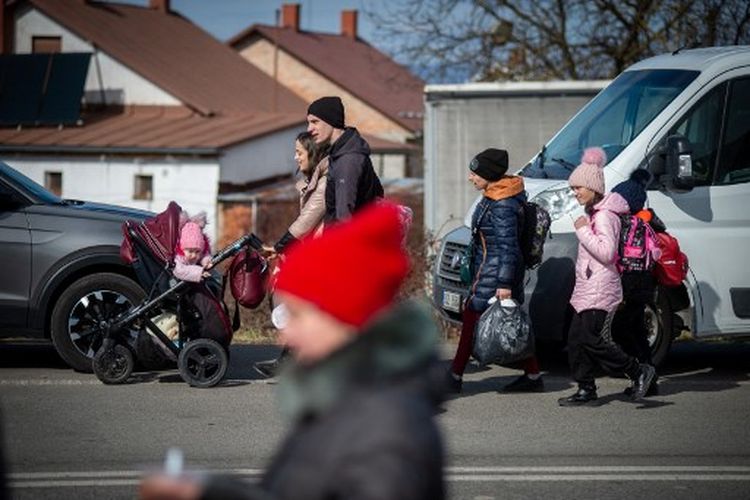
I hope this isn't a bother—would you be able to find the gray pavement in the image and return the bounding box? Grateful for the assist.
[1,340,750,499]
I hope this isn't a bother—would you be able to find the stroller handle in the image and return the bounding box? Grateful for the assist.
[209,233,264,266]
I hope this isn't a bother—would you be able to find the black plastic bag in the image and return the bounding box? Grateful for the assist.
[472,299,533,366]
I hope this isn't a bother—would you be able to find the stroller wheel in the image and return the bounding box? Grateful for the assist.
[93,344,134,384]
[178,339,228,388]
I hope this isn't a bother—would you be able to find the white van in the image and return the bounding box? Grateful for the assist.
[432,46,750,365]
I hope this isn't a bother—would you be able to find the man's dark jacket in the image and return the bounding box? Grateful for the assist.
[324,127,383,224]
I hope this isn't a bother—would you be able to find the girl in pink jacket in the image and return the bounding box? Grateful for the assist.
[558,148,655,406]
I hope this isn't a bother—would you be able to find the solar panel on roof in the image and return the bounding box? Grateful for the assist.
[0,54,48,125]
[0,52,91,127]
[38,53,91,125]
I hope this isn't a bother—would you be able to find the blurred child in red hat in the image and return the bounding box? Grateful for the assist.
[140,202,445,500]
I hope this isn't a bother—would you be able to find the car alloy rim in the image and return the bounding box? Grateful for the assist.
[67,290,134,358]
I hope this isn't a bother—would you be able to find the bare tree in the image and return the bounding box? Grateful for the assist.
[366,0,750,82]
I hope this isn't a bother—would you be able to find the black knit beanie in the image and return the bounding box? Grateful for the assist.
[469,148,509,181]
[307,96,345,129]
[612,169,652,213]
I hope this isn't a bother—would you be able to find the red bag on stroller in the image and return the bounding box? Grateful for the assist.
[228,247,268,309]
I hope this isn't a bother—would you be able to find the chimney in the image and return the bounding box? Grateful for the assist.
[341,10,357,39]
[282,4,300,31]
[149,0,170,13]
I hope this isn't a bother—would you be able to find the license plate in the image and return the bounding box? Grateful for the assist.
[442,291,462,313]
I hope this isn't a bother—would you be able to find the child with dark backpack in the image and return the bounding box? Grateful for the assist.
[610,170,661,396]
[446,148,544,394]
[559,148,656,406]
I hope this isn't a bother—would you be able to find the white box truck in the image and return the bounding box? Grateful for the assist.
[430,47,750,365]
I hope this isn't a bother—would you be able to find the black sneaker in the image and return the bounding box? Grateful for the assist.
[624,377,659,397]
[445,370,463,394]
[502,375,544,393]
[253,358,280,379]
[558,386,598,407]
[632,364,656,401]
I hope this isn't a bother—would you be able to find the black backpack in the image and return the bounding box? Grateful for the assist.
[519,202,551,269]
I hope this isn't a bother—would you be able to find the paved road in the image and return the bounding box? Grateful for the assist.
[1,340,749,499]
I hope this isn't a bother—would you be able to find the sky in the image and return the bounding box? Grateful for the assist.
[114,0,383,42]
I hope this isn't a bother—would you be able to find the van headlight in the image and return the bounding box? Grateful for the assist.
[531,186,578,221]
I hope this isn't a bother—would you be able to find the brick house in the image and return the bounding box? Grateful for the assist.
[228,3,425,178]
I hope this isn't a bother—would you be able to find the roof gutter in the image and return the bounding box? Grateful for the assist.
[424,80,611,101]
[0,144,220,155]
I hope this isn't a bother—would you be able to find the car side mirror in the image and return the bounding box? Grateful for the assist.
[648,134,694,192]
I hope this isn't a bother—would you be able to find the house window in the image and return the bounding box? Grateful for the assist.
[44,171,62,197]
[32,36,62,54]
[133,175,153,201]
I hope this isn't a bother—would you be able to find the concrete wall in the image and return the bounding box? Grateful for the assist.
[14,6,181,106]
[220,127,301,185]
[424,82,608,235]
[4,157,221,243]
[236,38,411,143]
[371,153,406,179]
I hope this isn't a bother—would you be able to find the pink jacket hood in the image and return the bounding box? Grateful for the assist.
[570,193,629,313]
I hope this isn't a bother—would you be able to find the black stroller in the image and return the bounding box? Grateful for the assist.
[92,201,264,387]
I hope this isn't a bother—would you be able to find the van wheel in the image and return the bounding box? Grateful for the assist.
[646,288,673,368]
[50,273,144,372]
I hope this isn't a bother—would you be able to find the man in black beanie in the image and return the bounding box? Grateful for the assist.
[306,96,383,224]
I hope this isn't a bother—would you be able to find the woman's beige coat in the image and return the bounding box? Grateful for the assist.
[288,157,329,239]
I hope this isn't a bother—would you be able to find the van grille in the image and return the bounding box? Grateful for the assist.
[438,241,466,285]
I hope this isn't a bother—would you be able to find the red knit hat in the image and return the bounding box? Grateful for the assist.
[275,202,410,328]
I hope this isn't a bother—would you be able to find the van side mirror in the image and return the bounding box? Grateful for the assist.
[648,134,694,192]
[665,135,694,191]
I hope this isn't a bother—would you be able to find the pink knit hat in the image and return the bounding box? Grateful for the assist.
[180,221,206,252]
[568,147,607,195]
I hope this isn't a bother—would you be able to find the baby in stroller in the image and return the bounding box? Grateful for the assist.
[93,202,264,387]
[156,210,223,344]
[173,212,212,283]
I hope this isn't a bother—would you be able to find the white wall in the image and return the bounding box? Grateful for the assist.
[220,127,301,185]
[4,157,221,244]
[14,5,181,106]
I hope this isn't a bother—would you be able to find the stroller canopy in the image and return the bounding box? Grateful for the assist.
[121,201,183,267]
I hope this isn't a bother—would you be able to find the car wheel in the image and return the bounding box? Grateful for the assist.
[646,288,673,368]
[50,272,144,372]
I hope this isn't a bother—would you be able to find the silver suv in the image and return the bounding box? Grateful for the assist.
[0,162,152,371]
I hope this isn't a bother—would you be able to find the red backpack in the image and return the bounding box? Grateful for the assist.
[653,232,688,286]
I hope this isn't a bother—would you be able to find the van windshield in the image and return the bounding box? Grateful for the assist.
[521,69,699,179]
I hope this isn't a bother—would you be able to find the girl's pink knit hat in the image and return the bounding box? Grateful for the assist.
[179,211,207,252]
[568,147,607,195]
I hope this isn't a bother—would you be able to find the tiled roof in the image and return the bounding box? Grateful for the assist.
[0,106,305,153]
[228,25,424,133]
[27,0,307,116]
[0,106,414,154]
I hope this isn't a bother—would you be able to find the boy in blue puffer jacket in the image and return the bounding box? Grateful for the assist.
[446,148,543,394]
